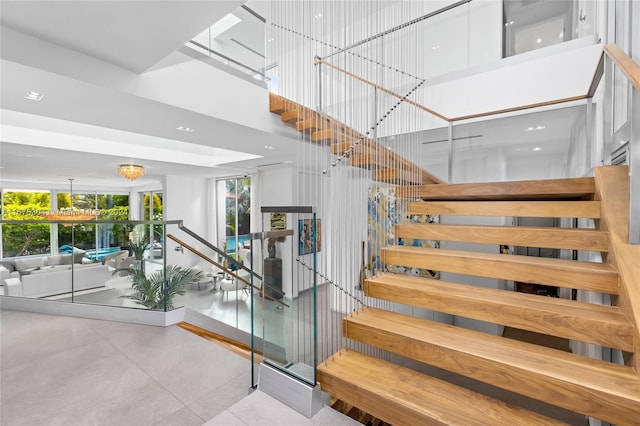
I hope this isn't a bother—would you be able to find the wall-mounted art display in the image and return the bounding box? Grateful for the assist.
[298,218,321,255]
[270,212,286,230]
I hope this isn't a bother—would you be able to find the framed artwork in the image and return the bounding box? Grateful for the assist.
[298,219,321,255]
[270,212,286,230]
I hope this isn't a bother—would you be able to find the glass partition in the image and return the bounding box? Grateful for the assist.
[187,4,268,81]
[255,207,316,387]
[0,219,181,311]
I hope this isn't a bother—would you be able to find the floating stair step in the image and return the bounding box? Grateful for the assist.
[407,200,601,219]
[364,273,633,351]
[398,177,595,200]
[295,117,326,133]
[331,140,363,155]
[373,168,423,185]
[280,109,300,125]
[311,128,337,143]
[344,307,640,425]
[396,223,609,251]
[318,349,567,426]
[350,153,389,169]
[269,94,287,114]
[381,246,618,293]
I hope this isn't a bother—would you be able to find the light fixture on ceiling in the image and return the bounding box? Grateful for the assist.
[264,145,275,150]
[533,146,542,152]
[176,126,195,133]
[117,164,145,181]
[525,125,546,132]
[536,38,543,44]
[24,91,44,101]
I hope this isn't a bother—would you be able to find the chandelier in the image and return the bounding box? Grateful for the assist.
[117,164,145,180]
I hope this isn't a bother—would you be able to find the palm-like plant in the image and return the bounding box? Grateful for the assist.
[123,265,205,310]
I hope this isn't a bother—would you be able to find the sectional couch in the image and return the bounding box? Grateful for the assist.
[1,253,111,298]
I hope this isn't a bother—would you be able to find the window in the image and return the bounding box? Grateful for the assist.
[217,177,251,255]
[1,190,51,257]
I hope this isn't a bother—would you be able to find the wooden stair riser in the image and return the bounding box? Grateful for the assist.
[398,177,595,200]
[280,109,300,125]
[343,308,640,425]
[381,246,618,293]
[364,274,633,351]
[318,349,567,426]
[407,201,601,219]
[396,223,609,252]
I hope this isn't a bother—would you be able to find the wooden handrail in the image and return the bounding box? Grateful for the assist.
[604,44,640,92]
[594,166,640,373]
[315,44,639,124]
[167,234,290,308]
[316,60,449,122]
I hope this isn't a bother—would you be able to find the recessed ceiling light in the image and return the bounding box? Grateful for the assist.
[432,45,440,50]
[268,38,274,42]
[24,91,44,101]
[536,38,542,44]
[525,125,545,132]
[314,13,322,19]
[264,145,274,150]
[533,147,542,152]
[176,126,195,133]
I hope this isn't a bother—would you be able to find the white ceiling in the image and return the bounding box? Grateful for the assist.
[0,0,245,73]
[0,0,301,190]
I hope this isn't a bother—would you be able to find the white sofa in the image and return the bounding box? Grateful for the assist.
[9,264,112,298]
[1,253,111,298]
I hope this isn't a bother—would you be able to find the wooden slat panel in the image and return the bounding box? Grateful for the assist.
[398,177,595,200]
[381,246,618,293]
[365,273,633,351]
[407,201,601,219]
[318,349,568,426]
[396,223,609,251]
[344,307,640,425]
[595,165,640,371]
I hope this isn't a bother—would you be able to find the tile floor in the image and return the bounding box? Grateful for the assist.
[0,309,357,426]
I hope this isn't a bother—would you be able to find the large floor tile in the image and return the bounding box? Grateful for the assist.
[203,410,248,426]
[0,311,102,371]
[90,322,251,405]
[152,406,205,426]
[226,390,314,425]
[188,370,253,421]
[1,339,185,426]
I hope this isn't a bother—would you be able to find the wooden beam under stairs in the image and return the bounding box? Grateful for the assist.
[364,273,633,351]
[343,307,640,425]
[318,349,567,426]
[381,246,618,293]
[407,200,601,219]
[398,177,595,200]
[396,223,609,252]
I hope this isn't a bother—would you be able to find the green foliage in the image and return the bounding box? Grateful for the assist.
[2,191,50,257]
[57,193,71,208]
[123,265,205,310]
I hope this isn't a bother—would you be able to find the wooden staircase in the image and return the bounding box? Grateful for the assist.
[318,166,640,425]
[269,93,443,185]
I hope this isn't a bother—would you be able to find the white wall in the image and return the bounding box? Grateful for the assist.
[163,175,209,267]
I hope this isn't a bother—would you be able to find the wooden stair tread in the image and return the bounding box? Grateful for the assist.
[365,273,633,351]
[381,246,618,293]
[396,223,609,251]
[408,200,601,218]
[344,307,640,425]
[373,168,423,185]
[318,349,568,426]
[398,177,595,200]
[280,109,300,124]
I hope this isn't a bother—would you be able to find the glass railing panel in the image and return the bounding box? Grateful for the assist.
[187,4,267,81]
[0,220,175,310]
[448,104,589,183]
[256,208,316,386]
